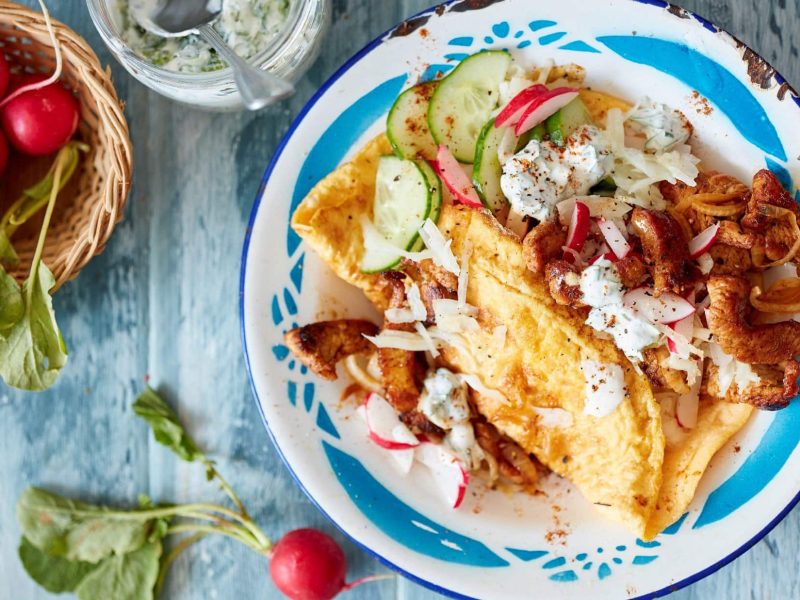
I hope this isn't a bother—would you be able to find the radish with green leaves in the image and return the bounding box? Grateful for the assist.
[17,387,391,600]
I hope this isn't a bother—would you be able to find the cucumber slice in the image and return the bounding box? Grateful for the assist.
[472,118,507,213]
[545,97,592,145]
[387,81,439,161]
[427,51,512,162]
[360,156,432,273]
[409,160,443,251]
[417,160,443,225]
[590,176,617,196]
[529,123,546,143]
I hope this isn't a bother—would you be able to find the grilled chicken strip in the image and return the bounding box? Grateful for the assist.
[706,275,800,364]
[741,169,798,232]
[523,220,566,274]
[284,320,379,380]
[704,359,800,411]
[544,259,583,307]
[630,207,700,295]
[377,272,443,435]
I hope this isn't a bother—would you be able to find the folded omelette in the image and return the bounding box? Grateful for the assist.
[291,128,752,540]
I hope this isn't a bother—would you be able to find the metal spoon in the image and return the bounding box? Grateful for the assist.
[134,0,294,110]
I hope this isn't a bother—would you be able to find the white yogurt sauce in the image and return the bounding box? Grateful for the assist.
[118,0,291,73]
[418,368,470,430]
[579,258,660,361]
[500,125,612,221]
[418,368,486,468]
[580,360,627,418]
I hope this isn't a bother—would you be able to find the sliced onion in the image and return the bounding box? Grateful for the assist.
[691,200,746,217]
[385,307,417,324]
[597,218,631,259]
[364,329,437,353]
[623,287,695,323]
[457,373,507,404]
[414,322,440,358]
[457,243,472,307]
[556,196,633,226]
[750,279,800,313]
[688,223,719,258]
[419,218,460,275]
[407,283,428,321]
[696,252,714,274]
[515,88,580,136]
[344,354,383,394]
[763,263,798,290]
[531,406,574,428]
[753,206,800,268]
[676,367,701,429]
[432,145,482,208]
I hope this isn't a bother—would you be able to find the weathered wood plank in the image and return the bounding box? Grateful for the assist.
[1,1,799,599]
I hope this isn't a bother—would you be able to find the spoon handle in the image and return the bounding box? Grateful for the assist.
[197,24,294,110]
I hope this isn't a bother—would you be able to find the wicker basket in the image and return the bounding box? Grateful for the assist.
[0,1,132,288]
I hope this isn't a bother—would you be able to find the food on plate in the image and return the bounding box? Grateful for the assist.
[117,0,292,73]
[284,320,379,381]
[283,50,800,539]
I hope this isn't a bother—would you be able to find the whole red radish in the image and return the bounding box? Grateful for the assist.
[270,529,348,600]
[1,75,79,156]
[0,130,7,175]
[0,54,9,99]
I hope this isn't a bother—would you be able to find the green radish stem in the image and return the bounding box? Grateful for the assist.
[154,532,206,595]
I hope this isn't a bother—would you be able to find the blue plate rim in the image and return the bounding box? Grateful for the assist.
[238,1,800,598]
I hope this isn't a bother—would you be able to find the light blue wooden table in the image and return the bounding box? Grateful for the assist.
[1,1,798,598]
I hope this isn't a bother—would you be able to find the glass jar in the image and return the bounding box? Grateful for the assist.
[86,0,330,110]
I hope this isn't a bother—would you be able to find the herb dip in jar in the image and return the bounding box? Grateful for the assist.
[117,0,291,73]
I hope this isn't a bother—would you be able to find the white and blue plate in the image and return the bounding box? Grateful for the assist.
[240,1,800,597]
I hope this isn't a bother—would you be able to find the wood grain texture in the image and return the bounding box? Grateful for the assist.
[0,1,797,599]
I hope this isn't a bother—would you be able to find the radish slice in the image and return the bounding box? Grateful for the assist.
[688,223,719,258]
[667,313,694,355]
[588,250,618,265]
[389,448,415,474]
[597,218,631,259]
[587,243,617,265]
[515,88,580,136]
[565,201,590,252]
[676,367,701,428]
[365,393,420,450]
[623,287,695,323]
[357,405,415,474]
[415,441,469,508]
[562,246,583,266]
[432,145,482,208]
[494,84,548,128]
